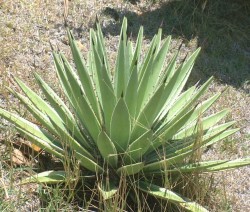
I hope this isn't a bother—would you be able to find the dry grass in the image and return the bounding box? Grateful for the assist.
[0,0,249,211]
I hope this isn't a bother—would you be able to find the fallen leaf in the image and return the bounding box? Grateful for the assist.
[11,148,30,166]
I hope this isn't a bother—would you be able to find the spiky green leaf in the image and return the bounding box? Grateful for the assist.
[98,180,118,200]
[110,97,131,152]
[97,131,118,168]
[117,162,144,176]
[138,181,208,212]
[21,171,67,184]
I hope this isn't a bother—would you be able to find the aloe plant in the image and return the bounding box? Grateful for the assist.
[0,17,249,211]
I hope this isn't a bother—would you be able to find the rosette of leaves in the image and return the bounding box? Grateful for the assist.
[1,18,249,211]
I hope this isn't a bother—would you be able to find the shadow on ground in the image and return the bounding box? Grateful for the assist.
[100,0,250,91]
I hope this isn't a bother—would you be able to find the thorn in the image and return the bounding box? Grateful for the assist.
[178,42,183,52]
[95,15,99,24]
[49,40,55,51]
[67,28,73,40]
[153,47,156,55]
[135,59,138,66]
[194,80,200,87]
[126,28,129,41]
[121,91,124,98]
[160,19,164,28]
[163,77,167,84]
[64,18,68,27]
[183,53,188,62]
[94,15,99,30]
[130,31,133,39]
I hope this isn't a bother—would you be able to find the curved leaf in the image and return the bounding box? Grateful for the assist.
[97,131,118,168]
[75,152,104,173]
[21,171,66,184]
[0,108,63,157]
[55,53,101,142]
[165,158,250,173]
[34,73,87,146]
[67,29,101,122]
[138,181,208,212]
[98,180,118,200]
[117,162,144,176]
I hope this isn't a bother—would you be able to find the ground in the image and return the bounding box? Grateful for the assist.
[0,0,249,211]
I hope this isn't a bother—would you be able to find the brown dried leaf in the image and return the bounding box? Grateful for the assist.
[11,148,30,166]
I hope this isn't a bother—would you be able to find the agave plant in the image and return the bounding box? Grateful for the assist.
[0,17,249,211]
